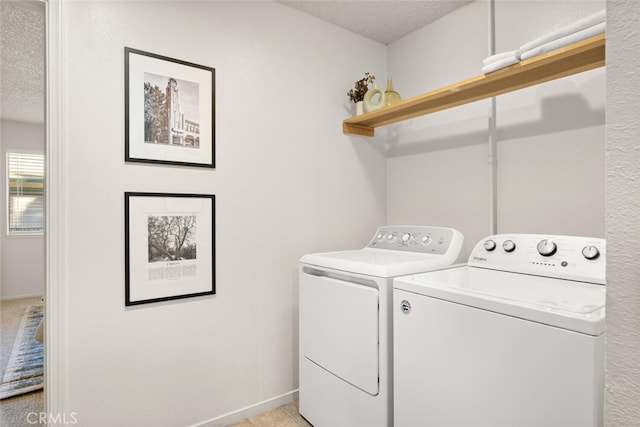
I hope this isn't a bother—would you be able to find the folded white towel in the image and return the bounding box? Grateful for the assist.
[520,21,605,61]
[482,55,520,73]
[483,50,521,66]
[519,9,605,52]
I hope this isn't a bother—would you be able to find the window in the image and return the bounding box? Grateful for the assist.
[6,151,44,235]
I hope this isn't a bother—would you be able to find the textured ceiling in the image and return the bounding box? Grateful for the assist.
[276,0,472,45]
[0,1,45,124]
[0,1,469,125]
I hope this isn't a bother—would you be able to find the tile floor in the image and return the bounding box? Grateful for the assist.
[227,401,311,427]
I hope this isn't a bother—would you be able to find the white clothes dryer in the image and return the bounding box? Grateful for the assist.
[299,226,464,427]
[394,234,606,427]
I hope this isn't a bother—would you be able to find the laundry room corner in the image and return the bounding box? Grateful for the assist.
[385,0,605,258]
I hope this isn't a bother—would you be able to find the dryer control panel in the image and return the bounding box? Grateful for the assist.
[468,234,605,285]
[367,226,464,256]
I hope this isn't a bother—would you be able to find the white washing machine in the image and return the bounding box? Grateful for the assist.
[394,234,606,427]
[299,225,464,427]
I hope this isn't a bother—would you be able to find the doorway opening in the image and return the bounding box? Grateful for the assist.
[0,1,47,424]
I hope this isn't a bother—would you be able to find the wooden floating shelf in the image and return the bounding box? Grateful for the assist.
[343,33,605,137]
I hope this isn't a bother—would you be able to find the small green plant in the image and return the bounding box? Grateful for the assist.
[347,72,375,103]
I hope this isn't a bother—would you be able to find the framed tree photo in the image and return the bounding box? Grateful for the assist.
[125,192,215,306]
[125,47,215,168]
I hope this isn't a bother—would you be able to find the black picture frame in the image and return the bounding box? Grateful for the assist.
[125,192,215,306]
[125,47,215,168]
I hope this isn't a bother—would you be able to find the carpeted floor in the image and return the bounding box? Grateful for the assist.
[0,297,45,426]
[1,304,44,399]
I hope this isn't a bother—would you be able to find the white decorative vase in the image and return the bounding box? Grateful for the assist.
[355,101,364,115]
[363,82,385,113]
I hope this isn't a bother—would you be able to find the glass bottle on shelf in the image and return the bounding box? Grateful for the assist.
[384,77,401,106]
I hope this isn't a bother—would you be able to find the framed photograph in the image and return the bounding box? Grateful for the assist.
[125,47,215,168]
[125,192,215,306]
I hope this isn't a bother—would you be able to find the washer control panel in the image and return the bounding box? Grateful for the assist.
[367,226,463,255]
[468,234,605,284]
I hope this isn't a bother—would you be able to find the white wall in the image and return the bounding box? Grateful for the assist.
[387,0,605,258]
[387,0,490,259]
[0,119,45,300]
[60,1,386,425]
[495,0,605,237]
[605,0,640,423]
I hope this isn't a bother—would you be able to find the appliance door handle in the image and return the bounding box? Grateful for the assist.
[302,266,377,289]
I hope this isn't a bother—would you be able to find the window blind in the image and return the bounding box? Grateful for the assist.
[7,151,44,234]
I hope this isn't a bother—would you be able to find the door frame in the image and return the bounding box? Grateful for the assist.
[44,0,66,419]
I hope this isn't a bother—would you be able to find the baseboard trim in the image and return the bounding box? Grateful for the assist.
[190,389,299,427]
[1,293,45,302]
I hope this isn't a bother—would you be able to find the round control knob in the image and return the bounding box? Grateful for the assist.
[483,239,496,251]
[387,234,396,242]
[582,245,600,260]
[502,240,516,253]
[422,236,432,245]
[537,239,557,257]
[376,233,385,241]
[402,233,413,243]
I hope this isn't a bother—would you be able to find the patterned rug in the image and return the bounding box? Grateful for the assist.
[0,304,44,400]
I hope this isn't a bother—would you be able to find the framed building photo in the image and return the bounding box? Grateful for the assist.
[125,192,215,306]
[125,47,215,168]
